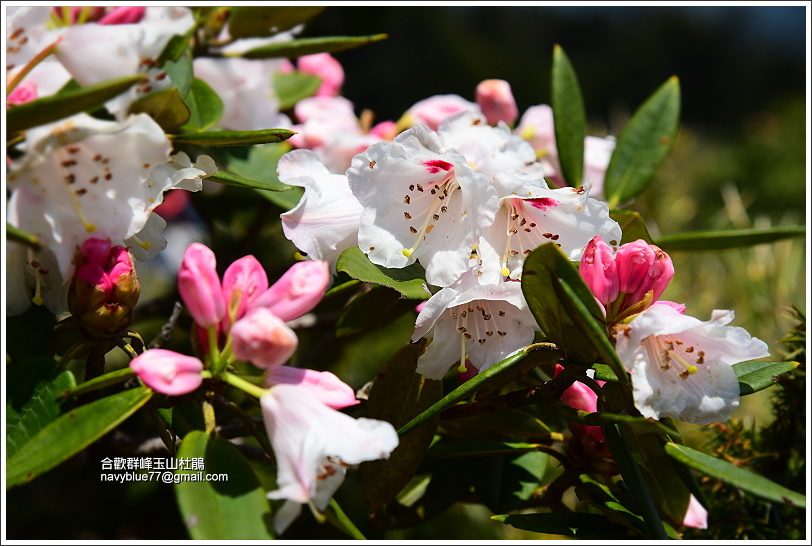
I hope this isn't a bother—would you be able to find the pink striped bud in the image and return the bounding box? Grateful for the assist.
[130,349,204,396]
[615,239,674,304]
[253,260,330,322]
[264,367,359,409]
[579,236,619,308]
[475,79,519,126]
[231,308,298,369]
[221,255,269,329]
[177,243,226,327]
[297,53,344,97]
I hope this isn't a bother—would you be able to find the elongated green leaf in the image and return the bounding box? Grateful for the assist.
[179,78,223,132]
[492,512,632,537]
[360,343,443,512]
[206,170,291,193]
[6,74,144,134]
[734,360,798,395]
[239,34,389,60]
[273,71,322,110]
[174,430,274,539]
[6,370,75,459]
[474,450,548,513]
[551,44,586,187]
[160,40,194,98]
[609,210,653,244]
[6,223,42,250]
[336,246,432,301]
[128,87,190,131]
[428,441,546,458]
[336,285,419,337]
[521,243,605,364]
[169,128,295,146]
[665,442,806,508]
[603,77,681,209]
[219,143,302,210]
[6,387,152,488]
[228,6,326,39]
[655,226,805,252]
[592,363,618,382]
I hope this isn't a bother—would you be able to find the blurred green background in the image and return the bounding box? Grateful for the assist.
[6,5,807,541]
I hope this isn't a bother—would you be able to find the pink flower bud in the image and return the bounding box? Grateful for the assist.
[253,260,330,322]
[682,494,708,529]
[130,349,204,396]
[177,243,226,327]
[98,6,146,25]
[579,236,619,307]
[221,255,269,328]
[404,94,478,131]
[231,308,298,369]
[616,239,674,304]
[369,120,398,140]
[265,366,359,409]
[297,53,344,97]
[516,104,556,155]
[7,81,38,107]
[78,237,113,267]
[475,79,519,126]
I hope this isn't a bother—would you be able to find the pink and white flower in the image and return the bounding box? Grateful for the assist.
[615,303,770,425]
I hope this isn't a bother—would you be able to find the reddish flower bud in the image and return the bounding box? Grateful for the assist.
[221,255,269,329]
[253,260,330,322]
[231,308,298,369]
[579,236,619,308]
[615,239,674,304]
[476,79,519,126]
[130,349,203,396]
[177,243,226,327]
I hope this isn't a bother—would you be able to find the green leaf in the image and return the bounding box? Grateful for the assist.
[428,441,547,458]
[603,76,681,209]
[239,34,389,60]
[206,170,291,193]
[336,285,420,337]
[6,74,144,134]
[227,6,326,39]
[592,363,618,382]
[273,71,323,110]
[521,243,605,364]
[6,223,42,250]
[473,450,548,513]
[128,87,190,131]
[174,430,274,539]
[6,387,152,488]
[160,41,194,98]
[551,44,586,187]
[169,128,295,147]
[6,370,75,459]
[664,442,806,508]
[336,246,432,301]
[179,78,224,132]
[360,343,443,513]
[609,209,654,244]
[491,512,632,537]
[654,226,805,252]
[219,143,302,210]
[734,360,799,395]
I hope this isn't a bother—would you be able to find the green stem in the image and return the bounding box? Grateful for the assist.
[7,38,61,95]
[113,338,139,360]
[219,371,269,400]
[326,498,366,540]
[60,367,135,399]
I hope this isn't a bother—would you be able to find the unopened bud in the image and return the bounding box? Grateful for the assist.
[475,79,519,126]
[177,243,226,327]
[231,308,298,369]
[130,349,204,396]
[253,260,330,322]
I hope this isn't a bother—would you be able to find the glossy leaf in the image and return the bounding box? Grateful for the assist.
[227,6,326,39]
[274,71,323,110]
[206,170,291,193]
[6,387,152,488]
[6,74,144,134]
[179,78,224,132]
[473,450,548,513]
[336,246,432,301]
[6,370,75,459]
[551,44,586,187]
[360,342,443,512]
[239,34,389,60]
[174,430,274,539]
[609,209,654,244]
[160,40,194,98]
[603,77,681,209]
[128,87,190,131]
[654,226,805,252]
[734,360,798,395]
[492,512,632,537]
[428,441,546,458]
[521,243,605,364]
[169,128,295,147]
[335,285,419,338]
[664,442,806,508]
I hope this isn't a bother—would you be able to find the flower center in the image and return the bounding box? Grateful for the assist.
[649,334,705,379]
[449,299,509,372]
[401,174,458,258]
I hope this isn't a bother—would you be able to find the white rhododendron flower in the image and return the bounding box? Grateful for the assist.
[475,170,622,284]
[261,385,398,533]
[412,260,538,380]
[278,150,363,272]
[347,125,500,287]
[615,303,770,425]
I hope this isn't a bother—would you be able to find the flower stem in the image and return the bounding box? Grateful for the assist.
[326,498,366,540]
[219,371,268,400]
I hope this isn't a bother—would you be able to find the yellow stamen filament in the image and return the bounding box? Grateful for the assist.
[402,182,455,258]
[129,235,151,251]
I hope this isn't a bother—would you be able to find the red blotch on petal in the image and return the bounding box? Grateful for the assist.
[528,198,560,210]
[422,159,454,174]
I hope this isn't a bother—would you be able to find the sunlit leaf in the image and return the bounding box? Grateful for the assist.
[128,87,190,131]
[336,246,432,301]
[609,209,654,244]
[179,78,224,132]
[274,71,322,110]
[227,6,326,39]
[733,360,798,395]
[551,44,586,187]
[206,170,291,193]
[603,77,680,208]
[654,226,805,252]
[169,128,295,147]
[239,34,389,60]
